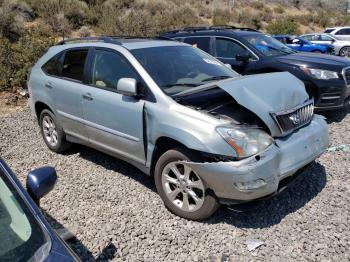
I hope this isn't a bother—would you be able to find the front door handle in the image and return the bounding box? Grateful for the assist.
[45,82,53,89]
[82,93,93,101]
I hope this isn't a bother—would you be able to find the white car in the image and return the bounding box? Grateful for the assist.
[301,33,350,57]
[324,27,350,41]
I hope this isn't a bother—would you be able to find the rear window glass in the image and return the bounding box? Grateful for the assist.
[61,49,88,81]
[184,37,211,53]
[42,53,63,76]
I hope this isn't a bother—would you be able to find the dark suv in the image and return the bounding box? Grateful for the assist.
[161,26,350,111]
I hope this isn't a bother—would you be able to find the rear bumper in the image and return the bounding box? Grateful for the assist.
[182,116,329,203]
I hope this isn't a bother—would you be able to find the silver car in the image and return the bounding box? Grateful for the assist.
[28,37,329,220]
[301,33,350,57]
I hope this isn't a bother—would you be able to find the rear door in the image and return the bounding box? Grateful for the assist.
[334,28,350,40]
[82,48,146,164]
[42,48,89,140]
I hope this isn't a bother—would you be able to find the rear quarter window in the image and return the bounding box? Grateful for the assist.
[41,53,63,76]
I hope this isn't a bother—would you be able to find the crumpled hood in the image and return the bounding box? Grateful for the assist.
[216,72,309,137]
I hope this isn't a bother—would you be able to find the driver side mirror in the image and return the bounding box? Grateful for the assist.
[26,166,57,206]
[117,78,138,97]
[236,53,250,64]
[292,39,303,45]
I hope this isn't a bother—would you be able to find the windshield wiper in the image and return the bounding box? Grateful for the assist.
[162,83,200,88]
[201,76,232,82]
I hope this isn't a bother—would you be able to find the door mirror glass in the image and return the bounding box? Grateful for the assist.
[26,166,57,206]
[117,78,138,96]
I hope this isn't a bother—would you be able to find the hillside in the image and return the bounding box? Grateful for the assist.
[1,0,350,92]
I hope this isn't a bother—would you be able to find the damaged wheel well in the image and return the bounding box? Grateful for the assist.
[150,137,192,176]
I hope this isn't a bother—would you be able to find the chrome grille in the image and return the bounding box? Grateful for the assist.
[342,67,350,86]
[271,99,314,135]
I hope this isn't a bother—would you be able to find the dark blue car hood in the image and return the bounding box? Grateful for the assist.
[277,52,350,70]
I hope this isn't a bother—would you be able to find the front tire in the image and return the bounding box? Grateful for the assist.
[39,109,71,153]
[154,147,219,220]
[339,46,350,57]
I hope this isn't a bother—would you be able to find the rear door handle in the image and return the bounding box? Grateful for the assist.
[45,82,53,89]
[82,93,93,101]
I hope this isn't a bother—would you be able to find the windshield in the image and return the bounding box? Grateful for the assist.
[0,167,47,262]
[243,34,295,56]
[131,46,238,96]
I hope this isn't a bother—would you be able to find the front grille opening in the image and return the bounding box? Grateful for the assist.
[270,99,314,135]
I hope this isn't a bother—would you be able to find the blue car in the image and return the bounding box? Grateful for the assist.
[274,35,334,54]
[0,158,80,261]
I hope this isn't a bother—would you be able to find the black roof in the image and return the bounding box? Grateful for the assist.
[161,26,261,38]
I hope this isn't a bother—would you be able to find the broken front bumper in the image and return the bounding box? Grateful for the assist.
[182,115,329,204]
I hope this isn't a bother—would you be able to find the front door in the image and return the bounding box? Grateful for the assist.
[214,37,257,74]
[82,48,145,164]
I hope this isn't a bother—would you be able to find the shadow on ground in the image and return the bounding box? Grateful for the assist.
[43,211,118,261]
[67,145,327,229]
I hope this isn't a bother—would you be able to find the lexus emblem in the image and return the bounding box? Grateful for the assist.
[289,113,301,125]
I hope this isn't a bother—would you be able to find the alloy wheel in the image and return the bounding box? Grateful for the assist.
[161,162,205,212]
[42,115,58,147]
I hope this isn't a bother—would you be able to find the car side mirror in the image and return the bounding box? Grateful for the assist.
[236,53,250,63]
[117,78,138,97]
[224,63,232,69]
[292,39,302,45]
[26,166,57,206]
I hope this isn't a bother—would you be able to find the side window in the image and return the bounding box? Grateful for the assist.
[184,37,211,53]
[215,38,249,58]
[320,35,333,41]
[90,49,138,90]
[61,49,88,81]
[335,28,350,35]
[42,54,63,76]
[302,35,313,41]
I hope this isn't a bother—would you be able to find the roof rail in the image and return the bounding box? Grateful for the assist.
[56,36,173,45]
[56,36,122,45]
[163,25,260,34]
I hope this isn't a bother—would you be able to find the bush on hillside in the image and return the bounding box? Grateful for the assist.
[0,26,55,90]
[266,18,301,35]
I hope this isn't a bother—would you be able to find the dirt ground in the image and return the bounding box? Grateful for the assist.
[0,92,27,116]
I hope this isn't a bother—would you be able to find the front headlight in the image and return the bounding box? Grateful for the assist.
[301,67,339,80]
[216,127,273,158]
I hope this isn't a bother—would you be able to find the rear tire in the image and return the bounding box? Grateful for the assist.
[39,109,71,153]
[154,147,219,220]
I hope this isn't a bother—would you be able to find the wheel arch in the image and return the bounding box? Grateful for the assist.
[34,101,54,120]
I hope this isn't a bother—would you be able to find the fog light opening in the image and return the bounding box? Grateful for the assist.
[234,178,267,191]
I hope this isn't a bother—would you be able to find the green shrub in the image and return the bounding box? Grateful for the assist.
[266,18,301,35]
[0,26,55,90]
[0,0,24,41]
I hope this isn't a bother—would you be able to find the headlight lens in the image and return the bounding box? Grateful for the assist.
[301,67,339,80]
[216,127,273,158]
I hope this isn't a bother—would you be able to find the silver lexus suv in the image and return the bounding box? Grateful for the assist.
[28,37,329,220]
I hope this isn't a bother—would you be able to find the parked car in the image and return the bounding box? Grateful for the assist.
[324,27,350,41]
[162,26,350,111]
[300,33,350,57]
[0,158,79,261]
[28,36,329,220]
[273,35,334,54]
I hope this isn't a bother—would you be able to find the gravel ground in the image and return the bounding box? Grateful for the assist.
[1,108,349,261]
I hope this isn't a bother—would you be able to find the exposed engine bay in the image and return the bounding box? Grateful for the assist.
[176,87,270,133]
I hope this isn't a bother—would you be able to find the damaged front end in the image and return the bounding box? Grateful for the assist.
[174,72,329,203]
